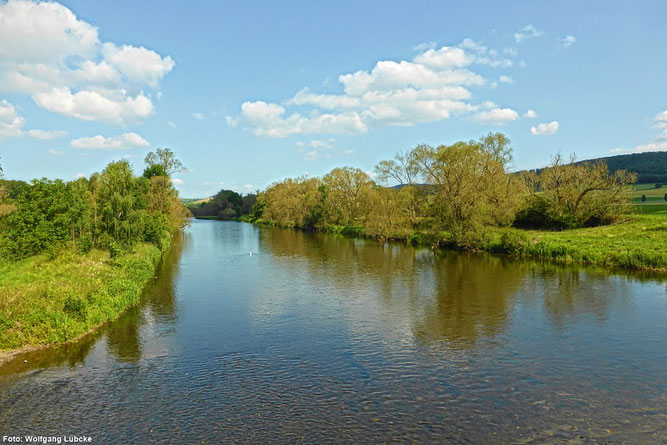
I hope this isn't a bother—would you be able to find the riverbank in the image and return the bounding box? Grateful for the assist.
[252,213,667,272]
[0,243,163,361]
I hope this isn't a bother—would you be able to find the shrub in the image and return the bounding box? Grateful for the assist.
[495,230,530,254]
[655,183,663,189]
[109,241,122,259]
[79,234,93,253]
[63,296,87,319]
[218,208,237,220]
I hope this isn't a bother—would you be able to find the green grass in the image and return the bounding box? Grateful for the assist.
[487,214,667,271]
[0,243,162,352]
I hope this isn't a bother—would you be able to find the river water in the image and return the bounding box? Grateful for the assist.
[1,220,665,443]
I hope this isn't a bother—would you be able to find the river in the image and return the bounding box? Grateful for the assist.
[1,220,665,443]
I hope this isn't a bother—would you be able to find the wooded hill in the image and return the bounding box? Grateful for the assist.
[522,151,667,183]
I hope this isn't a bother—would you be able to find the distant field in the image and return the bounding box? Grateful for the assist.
[182,197,211,205]
[631,183,667,212]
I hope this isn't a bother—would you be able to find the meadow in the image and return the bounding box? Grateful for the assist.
[0,244,162,355]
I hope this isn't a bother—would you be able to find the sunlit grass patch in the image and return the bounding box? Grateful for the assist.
[0,243,161,352]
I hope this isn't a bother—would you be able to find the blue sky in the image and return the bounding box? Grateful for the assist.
[0,0,666,197]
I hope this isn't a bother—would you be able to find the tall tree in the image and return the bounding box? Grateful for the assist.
[144,148,185,176]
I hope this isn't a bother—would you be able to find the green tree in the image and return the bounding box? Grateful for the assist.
[144,148,185,176]
[322,167,374,225]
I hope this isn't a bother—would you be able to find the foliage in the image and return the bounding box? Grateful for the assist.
[0,153,189,260]
[187,188,256,220]
[519,154,636,229]
[253,132,638,252]
[144,147,185,176]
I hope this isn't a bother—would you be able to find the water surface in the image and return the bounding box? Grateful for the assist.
[1,220,665,443]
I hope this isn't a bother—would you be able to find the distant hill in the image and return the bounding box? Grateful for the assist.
[523,151,667,184]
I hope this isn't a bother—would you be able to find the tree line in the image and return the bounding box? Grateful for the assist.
[0,149,190,260]
[250,133,637,248]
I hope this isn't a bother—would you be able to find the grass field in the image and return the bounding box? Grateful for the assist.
[489,214,667,271]
[631,183,667,204]
[0,243,162,353]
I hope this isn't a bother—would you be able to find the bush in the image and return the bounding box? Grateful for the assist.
[63,296,87,319]
[218,208,237,220]
[492,230,530,254]
[109,241,122,259]
[79,234,93,253]
[143,212,169,248]
[655,183,663,189]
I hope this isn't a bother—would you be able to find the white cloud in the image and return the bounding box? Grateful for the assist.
[26,129,68,140]
[343,149,354,155]
[225,115,239,127]
[308,138,336,149]
[559,35,576,49]
[167,121,177,128]
[473,108,520,125]
[514,25,544,43]
[530,121,559,135]
[235,39,527,137]
[413,41,437,52]
[613,110,667,153]
[654,110,667,129]
[192,112,206,120]
[498,75,514,84]
[523,109,537,119]
[458,38,513,67]
[101,43,174,88]
[75,172,86,179]
[0,0,174,124]
[171,178,184,185]
[70,132,150,150]
[48,148,64,156]
[0,98,67,140]
[0,99,25,139]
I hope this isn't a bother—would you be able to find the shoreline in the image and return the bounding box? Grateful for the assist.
[0,240,174,365]
[241,215,667,273]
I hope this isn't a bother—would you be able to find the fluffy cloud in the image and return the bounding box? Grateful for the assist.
[236,40,527,137]
[0,0,174,124]
[514,25,544,43]
[192,112,206,120]
[473,107,520,125]
[559,35,577,49]
[530,121,559,135]
[70,132,150,150]
[48,149,64,155]
[171,178,184,185]
[523,109,537,119]
[614,110,667,153]
[0,98,67,140]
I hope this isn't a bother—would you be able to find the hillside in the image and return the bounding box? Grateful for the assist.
[522,151,667,183]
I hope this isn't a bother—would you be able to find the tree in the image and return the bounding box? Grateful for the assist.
[522,154,637,228]
[375,148,424,228]
[261,176,324,227]
[479,132,513,168]
[322,167,374,225]
[144,148,185,176]
[96,161,145,245]
[412,139,524,247]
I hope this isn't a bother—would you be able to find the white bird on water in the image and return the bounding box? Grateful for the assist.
[249,252,253,256]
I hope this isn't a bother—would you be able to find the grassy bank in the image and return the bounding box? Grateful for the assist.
[0,243,163,354]
[487,214,667,271]
[253,213,667,272]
